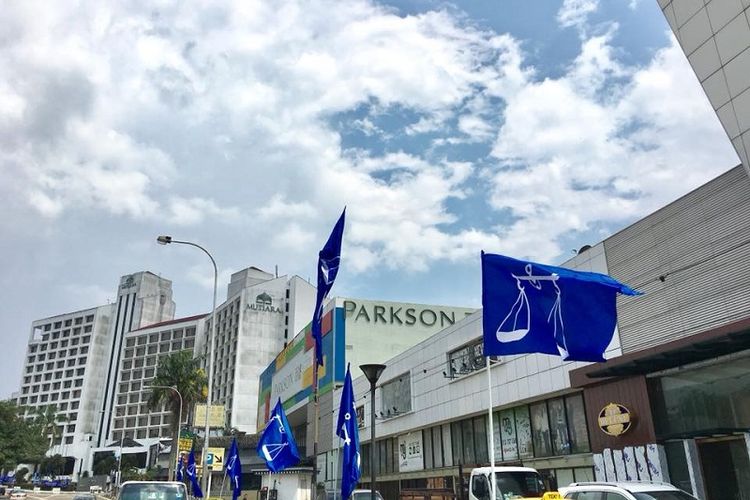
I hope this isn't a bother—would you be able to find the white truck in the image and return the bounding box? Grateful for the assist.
[468,466,561,500]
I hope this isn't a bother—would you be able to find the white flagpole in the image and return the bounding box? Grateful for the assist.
[486,356,497,500]
[218,467,227,499]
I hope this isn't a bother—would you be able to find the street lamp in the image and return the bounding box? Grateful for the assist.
[157,235,218,495]
[145,385,184,480]
[360,364,386,500]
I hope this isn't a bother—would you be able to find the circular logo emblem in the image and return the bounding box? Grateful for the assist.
[598,403,632,436]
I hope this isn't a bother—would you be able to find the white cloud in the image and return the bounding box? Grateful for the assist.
[0,0,738,276]
[488,33,738,261]
[557,0,599,30]
[557,0,599,29]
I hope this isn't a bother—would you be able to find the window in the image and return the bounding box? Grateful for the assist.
[83,325,92,333]
[447,338,497,377]
[64,319,72,327]
[548,398,570,455]
[530,402,552,457]
[85,315,94,323]
[565,394,590,453]
[126,338,136,348]
[381,372,411,415]
[515,406,533,459]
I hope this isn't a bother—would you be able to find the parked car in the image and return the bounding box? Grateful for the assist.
[9,487,26,500]
[559,481,697,500]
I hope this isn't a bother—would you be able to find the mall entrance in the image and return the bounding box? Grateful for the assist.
[698,436,750,500]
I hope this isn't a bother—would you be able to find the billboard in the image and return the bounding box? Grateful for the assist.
[194,404,226,428]
[257,305,344,426]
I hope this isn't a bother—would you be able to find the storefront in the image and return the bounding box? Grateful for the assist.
[358,392,595,497]
[571,318,750,500]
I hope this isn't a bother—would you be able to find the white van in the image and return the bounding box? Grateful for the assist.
[468,466,561,500]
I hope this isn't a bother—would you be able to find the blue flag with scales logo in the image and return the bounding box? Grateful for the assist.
[257,398,300,473]
[227,437,241,500]
[481,252,641,362]
[312,208,346,366]
[337,364,361,500]
[186,445,203,498]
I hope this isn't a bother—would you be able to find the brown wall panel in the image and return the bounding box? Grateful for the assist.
[582,376,656,453]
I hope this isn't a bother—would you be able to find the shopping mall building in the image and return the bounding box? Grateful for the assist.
[258,165,750,500]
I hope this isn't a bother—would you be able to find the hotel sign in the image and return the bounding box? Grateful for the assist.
[598,403,633,436]
[247,292,283,314]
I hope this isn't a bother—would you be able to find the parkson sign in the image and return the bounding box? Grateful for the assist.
[343,300,469,328]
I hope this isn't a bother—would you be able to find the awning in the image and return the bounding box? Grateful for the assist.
[570,317,750,386]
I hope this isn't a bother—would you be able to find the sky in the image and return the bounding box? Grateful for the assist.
[0,0,740,399]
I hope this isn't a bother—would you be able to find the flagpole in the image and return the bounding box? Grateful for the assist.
[313,354,321,499]
[486,356,497,500]
[218,467,227,499]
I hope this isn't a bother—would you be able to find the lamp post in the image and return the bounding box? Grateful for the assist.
[157,235,218,495]
[145,385,184,480]
[360,364,386,500]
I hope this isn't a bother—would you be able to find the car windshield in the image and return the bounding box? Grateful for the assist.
[119,483,187,500]
[493,471,547,499]
[632,491,697,500]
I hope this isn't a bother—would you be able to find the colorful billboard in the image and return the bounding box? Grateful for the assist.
[257,305,345,426]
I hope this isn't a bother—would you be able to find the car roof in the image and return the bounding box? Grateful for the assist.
[471,466,539,474]
[564,482,680,492]
[120,481,185,486]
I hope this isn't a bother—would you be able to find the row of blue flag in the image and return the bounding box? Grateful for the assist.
[311,209,640,367]
[257,364,361,499]
[255,208,640,500]
[176,437,242,500]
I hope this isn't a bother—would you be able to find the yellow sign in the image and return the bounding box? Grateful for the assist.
[206,446,225,468]
[178,438,193,452]
[542,493,563,500]
[598,402,633,436]
[194,404,226,428]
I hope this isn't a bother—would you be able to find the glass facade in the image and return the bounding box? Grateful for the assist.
[649,356,750,437]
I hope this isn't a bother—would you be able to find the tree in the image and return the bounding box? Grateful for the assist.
[32,405,68,448]
[147,350,207,480]
[0,401,48,470]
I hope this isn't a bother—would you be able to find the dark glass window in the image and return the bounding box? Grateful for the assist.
[530,402,552,457]
[548,397,570,455]
[565,394,590,453]
[649,356,750,437]
[473,415,489,464]
[451,421,463,465]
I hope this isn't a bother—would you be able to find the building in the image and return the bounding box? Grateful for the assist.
[203,267,317,435]
[268,165,750,500]
[14,265,317,479]
[658,0,750,174]
[96,272,177,448]
[16,305,115,476]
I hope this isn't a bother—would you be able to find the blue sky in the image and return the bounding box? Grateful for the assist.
[0,0,739,397]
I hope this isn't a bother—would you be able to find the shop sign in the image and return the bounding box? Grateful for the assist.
[178,438,193,452]
[598,403,633,436]
[398,432,423,472]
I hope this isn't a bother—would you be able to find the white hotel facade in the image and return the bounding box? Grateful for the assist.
[14,267,317,478]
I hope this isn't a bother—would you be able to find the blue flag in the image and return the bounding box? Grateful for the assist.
[337,364,361,500]
[257,399,300,472]
[186,446,203,498]
[481,252,641,362]
[312,208,346,366]
[227,437,242,500]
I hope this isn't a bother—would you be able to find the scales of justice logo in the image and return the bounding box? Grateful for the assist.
[260,414,289,463]
[495,263,567,356]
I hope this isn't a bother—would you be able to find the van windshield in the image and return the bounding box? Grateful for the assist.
[493,471,547,499]
[119,483,187,500]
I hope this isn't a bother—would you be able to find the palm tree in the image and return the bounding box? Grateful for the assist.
[147,350,207,480]
[33,405,68,449]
